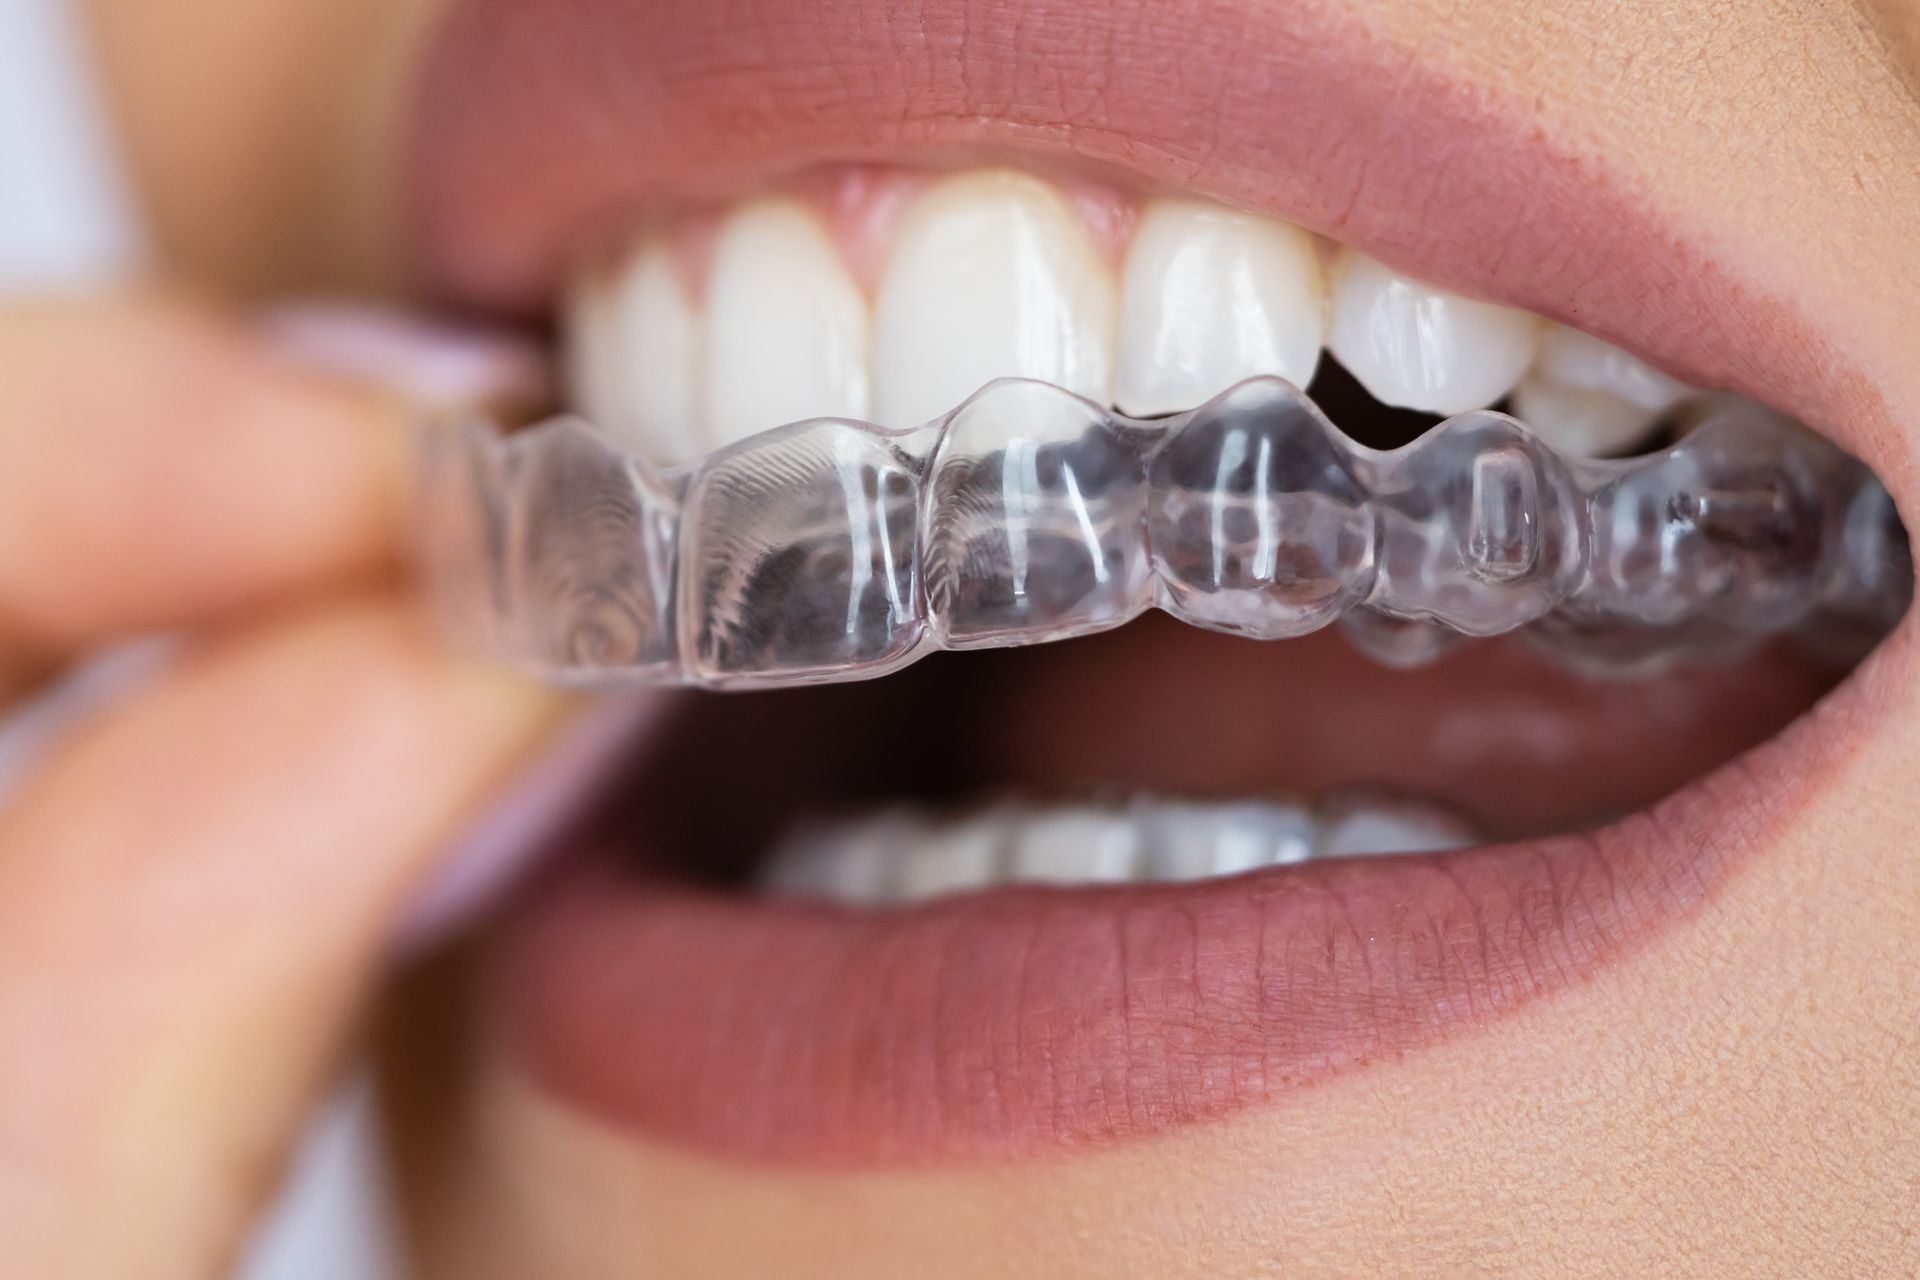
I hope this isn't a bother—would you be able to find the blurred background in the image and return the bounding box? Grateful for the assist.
[1,0,399,1274]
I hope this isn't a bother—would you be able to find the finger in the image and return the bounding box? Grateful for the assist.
[0,594,565,1279]
[0,294,406,669]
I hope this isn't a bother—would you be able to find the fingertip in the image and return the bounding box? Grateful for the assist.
[0,292,538,657]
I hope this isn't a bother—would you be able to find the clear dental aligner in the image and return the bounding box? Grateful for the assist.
[419,376,1910,688]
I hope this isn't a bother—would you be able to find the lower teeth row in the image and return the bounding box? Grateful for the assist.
[759,793,1479,907]
[420,376,1909,687]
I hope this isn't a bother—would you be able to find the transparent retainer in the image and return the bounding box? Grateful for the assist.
[417,377,1911,688]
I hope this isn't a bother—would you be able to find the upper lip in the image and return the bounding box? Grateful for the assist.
[410,0,1902,482]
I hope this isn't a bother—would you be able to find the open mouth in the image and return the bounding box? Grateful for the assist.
[409,0,1914,1164]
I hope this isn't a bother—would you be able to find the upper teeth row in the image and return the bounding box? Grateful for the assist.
[565,169,1694,466]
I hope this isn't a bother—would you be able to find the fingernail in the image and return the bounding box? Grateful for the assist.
[262,301,549,412]
[396,691,660,958]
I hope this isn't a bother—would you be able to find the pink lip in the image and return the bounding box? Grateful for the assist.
[502,638,1900,1162]
[408,0,1914,1165]
[413,0,1886,466]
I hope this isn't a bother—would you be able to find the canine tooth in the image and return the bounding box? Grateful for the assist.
[563,240,703,465]
[1536,325,1690,412]
[1114,200,1325,416]
[1327,249,1539,415]
[702,199,870,451]
[1511,376,1661,457]
[872,170,1115,427]
[890,817,1007,902]
[1007,812,1141,885]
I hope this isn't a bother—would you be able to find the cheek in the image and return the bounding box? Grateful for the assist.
[377,950,1561,1280]
[391,1054,1278,1280]
[392,1026,1595,1279]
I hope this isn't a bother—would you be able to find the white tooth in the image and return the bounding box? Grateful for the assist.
[765,796,1483,906]
[1315,802,1477,858]
[1143,802,1231,881]
[1007,811,1141,884]
[622,244,704,464]
[562,268,623,435]
[1669,390,1795,438]
[1207,804,1315,875]
[1113,201,1325,416]
[1147,801,1314,879]
[563,240,704,465]
[1536,325,1690,413]
[760,821,895,904]
[702,198,870,451]
[1511,376,1661,457]
[872,170,1116,427]
[1327,249,1539,415]
[890,817,1007,903]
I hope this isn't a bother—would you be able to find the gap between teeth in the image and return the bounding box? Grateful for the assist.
[564,167,1693,467]
[758,794,1480,907]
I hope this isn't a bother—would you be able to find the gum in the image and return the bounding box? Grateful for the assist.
[419,377,1910,687]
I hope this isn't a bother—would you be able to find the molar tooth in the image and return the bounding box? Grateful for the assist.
[1511,376,1661,457]
[1327,249,1539,415]
[1536,325,1691,412]
[872,170,1115,428]
[702,199,871,451]
[562,240,703,465]
[1114,200,1325,416]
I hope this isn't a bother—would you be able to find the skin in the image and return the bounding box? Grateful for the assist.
[10,0,1913,1274]
[0,297,565,1280]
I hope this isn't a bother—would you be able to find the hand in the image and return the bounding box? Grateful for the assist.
[0,293,561,1279]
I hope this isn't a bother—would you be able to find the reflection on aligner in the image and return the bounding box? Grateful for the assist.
[420,377,1910,687]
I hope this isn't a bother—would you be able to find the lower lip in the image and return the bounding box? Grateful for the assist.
[496,631,1901,1165]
